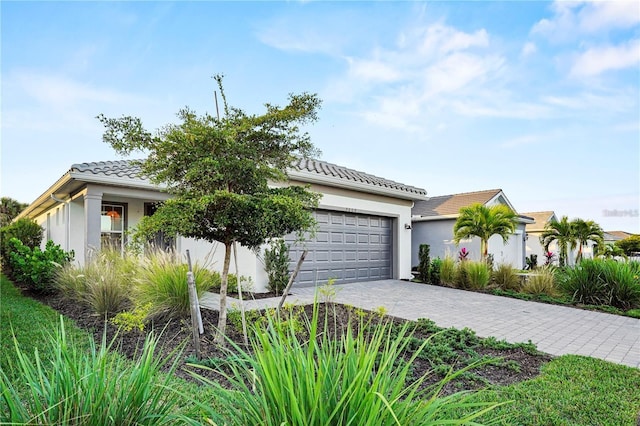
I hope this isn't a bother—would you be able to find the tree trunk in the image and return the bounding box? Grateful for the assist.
[577,244,583,263]
[482,239,488,260]
[215,241,233,345]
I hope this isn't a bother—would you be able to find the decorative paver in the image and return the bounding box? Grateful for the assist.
[199,280,640,368]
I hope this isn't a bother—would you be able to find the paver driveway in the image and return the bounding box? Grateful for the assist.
[200,280,640,368]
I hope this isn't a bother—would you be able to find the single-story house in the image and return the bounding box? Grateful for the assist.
[522,211,558,266]
[523,211,605,266]
[411,189,533,269]
[16,158,427,291]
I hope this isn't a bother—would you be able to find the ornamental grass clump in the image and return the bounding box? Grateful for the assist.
[522,265,557,296]
[55,247,136,316]
[189,303,505,425]
[134,249,215,320]
[559,259,640,309]
[492,264,521,291]
[461,261,491,290]
[440,256,457,287]
[0,317,182,425]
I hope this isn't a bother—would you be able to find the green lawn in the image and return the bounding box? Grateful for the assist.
[2,275,639,425]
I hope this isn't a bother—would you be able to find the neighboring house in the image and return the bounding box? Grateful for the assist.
[16,159,427,291]
[603,230,634,244]
[522,211,558,266]
[411,189,532,269]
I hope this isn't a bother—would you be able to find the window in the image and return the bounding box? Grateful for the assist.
[101,203,127,252]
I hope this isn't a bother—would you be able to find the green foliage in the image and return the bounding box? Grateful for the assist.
[134,249,215,320]
[55,248,135,317]
[524,254,538,270]
[0,218,43,271]
[264,238,290,295]
[317,277,338,303]
[429,257,442,285]
[461,261,491,290]
[455,355,640,425]
[493,263,521,291]
[453,203,518,259]
[615,235,640,256]
[0,197,28,228]
[558,259,640,309]
[111,302,153,332]
[440,256,457,287]
[8,238,73,293]
[190,304,504,425]
[418,244,431,283]
[210,272,248,294]
[572,219,604,263]
[540,216,575,267]
[522,266,557,296]
[0,316,183,425]
[99,75,322,343]
[595,242,627,259]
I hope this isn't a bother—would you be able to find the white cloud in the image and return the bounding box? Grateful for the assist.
[570,39,640,77]
[501,134,540,149]
[532,0,640,41]
[521,42,537,57]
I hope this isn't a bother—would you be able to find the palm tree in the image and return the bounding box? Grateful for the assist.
[540,216,575,267]
[572,218,604,262]
[453,203,518,260]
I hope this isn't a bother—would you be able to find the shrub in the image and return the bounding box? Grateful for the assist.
[559,259,640,309]
[524,254,538,270]
[440,256,457,287]
[615,235,640,256]
[8,238,73,293]
[418,244,431,283]
[189,304,503,425]
[210,272,248,294]
[0,218,43,272]
[429,257,442,285]
[264,238,290,295]
[134,249,215,320]
[0,316,182,425]
[493,264,521,291]
[55,248,135,317]
[460,261,491,290]
[522,266,557,296]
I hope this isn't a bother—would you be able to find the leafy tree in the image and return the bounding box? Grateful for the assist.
[98,75,321,344]
[453,203,518,261]
[615,235,640,256]
[0,197,28,227]
[540,216,576,267]
[595,243,627,259]
[572,218,604,263]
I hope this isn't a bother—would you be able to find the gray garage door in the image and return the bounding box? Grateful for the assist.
[286,210,392,287]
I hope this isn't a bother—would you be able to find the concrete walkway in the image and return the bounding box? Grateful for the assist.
[200,280,640,368]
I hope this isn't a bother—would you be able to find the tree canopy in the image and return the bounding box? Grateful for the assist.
[0,197,28,228]
[540,216,575,267]
[98,75,322,343]
[572,219,604,263]
[453,203,518,260]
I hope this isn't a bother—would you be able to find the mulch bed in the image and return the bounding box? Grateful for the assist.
[22,287,552,393]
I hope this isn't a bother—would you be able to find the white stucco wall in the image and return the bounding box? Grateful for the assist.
[33,180,417,293]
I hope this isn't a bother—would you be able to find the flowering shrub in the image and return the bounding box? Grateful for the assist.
[458,248,470,261]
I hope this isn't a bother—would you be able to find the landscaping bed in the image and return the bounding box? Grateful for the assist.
[22,285,551,394]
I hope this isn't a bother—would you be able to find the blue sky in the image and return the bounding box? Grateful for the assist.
[2,1,639,232]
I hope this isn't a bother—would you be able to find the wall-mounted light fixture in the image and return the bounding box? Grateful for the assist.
[404,223,412,230]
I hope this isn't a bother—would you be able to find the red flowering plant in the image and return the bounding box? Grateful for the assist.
[458,248,470,261]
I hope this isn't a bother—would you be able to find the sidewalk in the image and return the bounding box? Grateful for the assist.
[199,280,640,368]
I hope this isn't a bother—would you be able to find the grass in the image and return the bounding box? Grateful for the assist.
[456,355,640,425]
[3,274,640,425]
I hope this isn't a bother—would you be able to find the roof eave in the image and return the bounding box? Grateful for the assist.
[288,170,427,201]
[15,171,74,220]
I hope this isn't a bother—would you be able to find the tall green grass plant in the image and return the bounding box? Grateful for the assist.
[0,317,183,425]
[440,256,457,287]
[522,266,557,296]
[189,304,505,425]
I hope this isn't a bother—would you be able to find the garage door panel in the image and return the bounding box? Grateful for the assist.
[284,210,392,287]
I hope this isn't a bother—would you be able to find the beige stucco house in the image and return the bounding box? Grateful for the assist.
[411,189,533,269]
[17,158,427,292]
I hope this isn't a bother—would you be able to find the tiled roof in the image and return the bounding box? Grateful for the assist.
[520,211,556,232]
[412,189,502,217]
[293,158,426,196]
[72,160,146,180]
[605,230,635,240]
[71,158,427,197]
